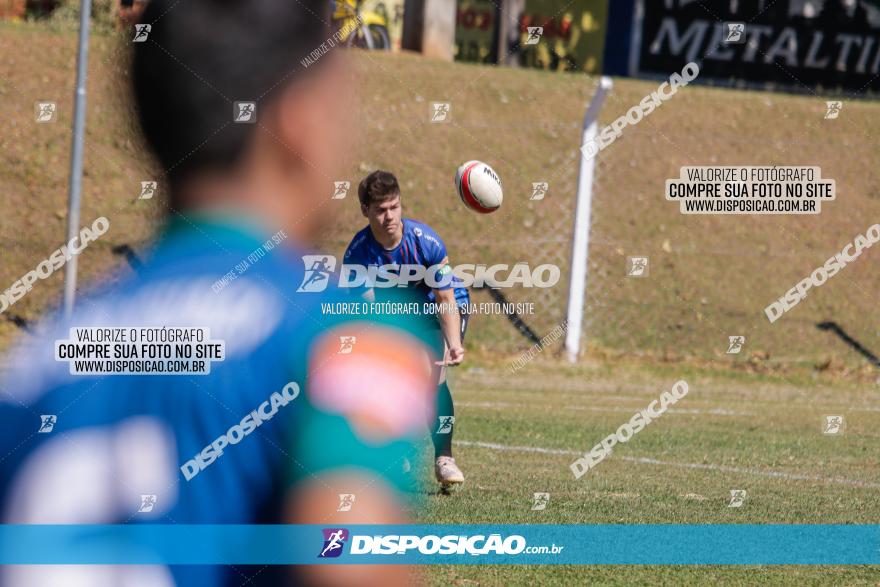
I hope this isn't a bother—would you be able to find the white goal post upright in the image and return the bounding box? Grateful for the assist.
[62,0,93,319]
[564,76,613,363]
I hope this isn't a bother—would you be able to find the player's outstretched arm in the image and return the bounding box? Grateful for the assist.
[286,471,412,586]
[284,322,435,585]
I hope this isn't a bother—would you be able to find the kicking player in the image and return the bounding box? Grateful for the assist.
[0,2,433,586]
[344,170,470,487]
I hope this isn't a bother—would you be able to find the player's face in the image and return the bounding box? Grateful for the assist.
[365,195,403,238]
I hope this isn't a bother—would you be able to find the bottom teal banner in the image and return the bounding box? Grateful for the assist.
[0,525,877,565]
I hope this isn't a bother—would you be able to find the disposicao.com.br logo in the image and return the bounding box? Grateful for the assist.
[297,255,560,292]
[317,529,564,558]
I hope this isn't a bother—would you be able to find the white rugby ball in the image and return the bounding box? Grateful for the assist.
[455,160,503,214]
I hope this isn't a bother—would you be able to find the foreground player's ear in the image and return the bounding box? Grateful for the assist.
[360,203,369,218]
[274,54,354,186]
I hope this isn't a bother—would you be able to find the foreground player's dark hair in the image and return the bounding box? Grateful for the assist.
[131,0,331,201]
[358,170,400,206]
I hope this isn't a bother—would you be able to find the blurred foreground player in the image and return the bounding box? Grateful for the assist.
[0,1,435,586]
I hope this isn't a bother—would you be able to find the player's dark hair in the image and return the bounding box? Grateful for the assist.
[358,170,400,207]
[131,0,332,204]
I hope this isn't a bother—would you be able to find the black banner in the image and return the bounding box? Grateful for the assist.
[635,0,880,95]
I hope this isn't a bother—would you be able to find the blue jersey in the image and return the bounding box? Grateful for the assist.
[344,218,470,305]
[0,215,435,586]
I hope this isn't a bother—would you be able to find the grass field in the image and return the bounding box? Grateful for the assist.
[416,358,880,585]
[1,21,879,586]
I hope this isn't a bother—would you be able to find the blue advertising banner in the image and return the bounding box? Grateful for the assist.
[1,524,878,565]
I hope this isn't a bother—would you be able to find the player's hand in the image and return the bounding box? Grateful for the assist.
[436,346,465,366]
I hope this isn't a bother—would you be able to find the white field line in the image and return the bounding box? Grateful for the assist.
[457,401,752,416]
[458,398,880,415]
[454,440,880,489]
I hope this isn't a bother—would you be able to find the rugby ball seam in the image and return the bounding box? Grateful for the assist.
[460,162,496,214]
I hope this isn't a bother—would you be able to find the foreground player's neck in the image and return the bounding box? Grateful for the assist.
[172,167,323,247]
[372,222,404,250]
